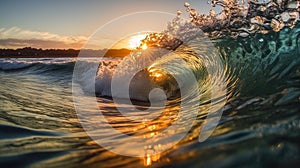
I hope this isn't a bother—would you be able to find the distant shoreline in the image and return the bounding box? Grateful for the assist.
[1,55,92,58]
[0,55,78,58]
[0,47,131,58]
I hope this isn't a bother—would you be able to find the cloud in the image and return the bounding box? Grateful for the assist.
[0,27,88,49]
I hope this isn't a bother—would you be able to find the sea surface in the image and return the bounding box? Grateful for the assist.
[1,1,300,167]
[1,30,300,167]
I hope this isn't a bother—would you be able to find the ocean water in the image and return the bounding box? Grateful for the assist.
[1,1,300,167]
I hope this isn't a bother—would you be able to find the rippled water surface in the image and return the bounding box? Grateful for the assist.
[0,42,299,167]
[1,0,300,167]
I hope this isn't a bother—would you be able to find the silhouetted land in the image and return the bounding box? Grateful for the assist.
[0,47,131,58]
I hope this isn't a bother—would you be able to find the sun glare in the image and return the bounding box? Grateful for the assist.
[148,68,164,82]
[129,34,147,50]
[141,44,148,50]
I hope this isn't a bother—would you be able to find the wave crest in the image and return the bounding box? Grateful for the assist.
[180,0,299,38]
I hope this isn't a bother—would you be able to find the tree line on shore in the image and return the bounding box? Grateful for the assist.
[0,47,131,58]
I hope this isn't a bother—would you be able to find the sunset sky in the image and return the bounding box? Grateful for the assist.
[0,0,220,49]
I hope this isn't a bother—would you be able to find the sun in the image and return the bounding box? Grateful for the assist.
[129,34,147,50]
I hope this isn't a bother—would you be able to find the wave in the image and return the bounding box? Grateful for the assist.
[0,58,76,72]
[91,1,299,102]
[93,33,299,102]
[1,1,299,163]
[0,60,35,71]
[216,22,300,96]
[2,1,299,103]
[0,124,64,140]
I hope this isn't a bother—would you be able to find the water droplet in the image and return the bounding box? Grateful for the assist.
[210,9,216,17]
[239,32,249,37]
[281,12,290,22]
[177,10,182,16]
[287,1,300,9]
[271,19,284,32]
[190,9,198,17]
[174,0,300,38]
[259,38,264,42]
[184,2,190,8]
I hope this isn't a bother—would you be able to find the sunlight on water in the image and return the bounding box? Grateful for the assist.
[0,0,300,167]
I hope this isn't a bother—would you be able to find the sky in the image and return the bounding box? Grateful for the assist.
[0,0,221,49]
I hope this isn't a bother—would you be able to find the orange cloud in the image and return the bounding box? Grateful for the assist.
[0,27,88,49]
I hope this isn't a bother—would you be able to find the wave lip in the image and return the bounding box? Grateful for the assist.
[0,58,76,72]
[181,0,300,38]
[0,61,34,71]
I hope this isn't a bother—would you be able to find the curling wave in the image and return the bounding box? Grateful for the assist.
[92,0,300,102]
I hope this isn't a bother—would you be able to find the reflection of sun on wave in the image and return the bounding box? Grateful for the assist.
[129,34,147,50]
[148,68,164,82]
